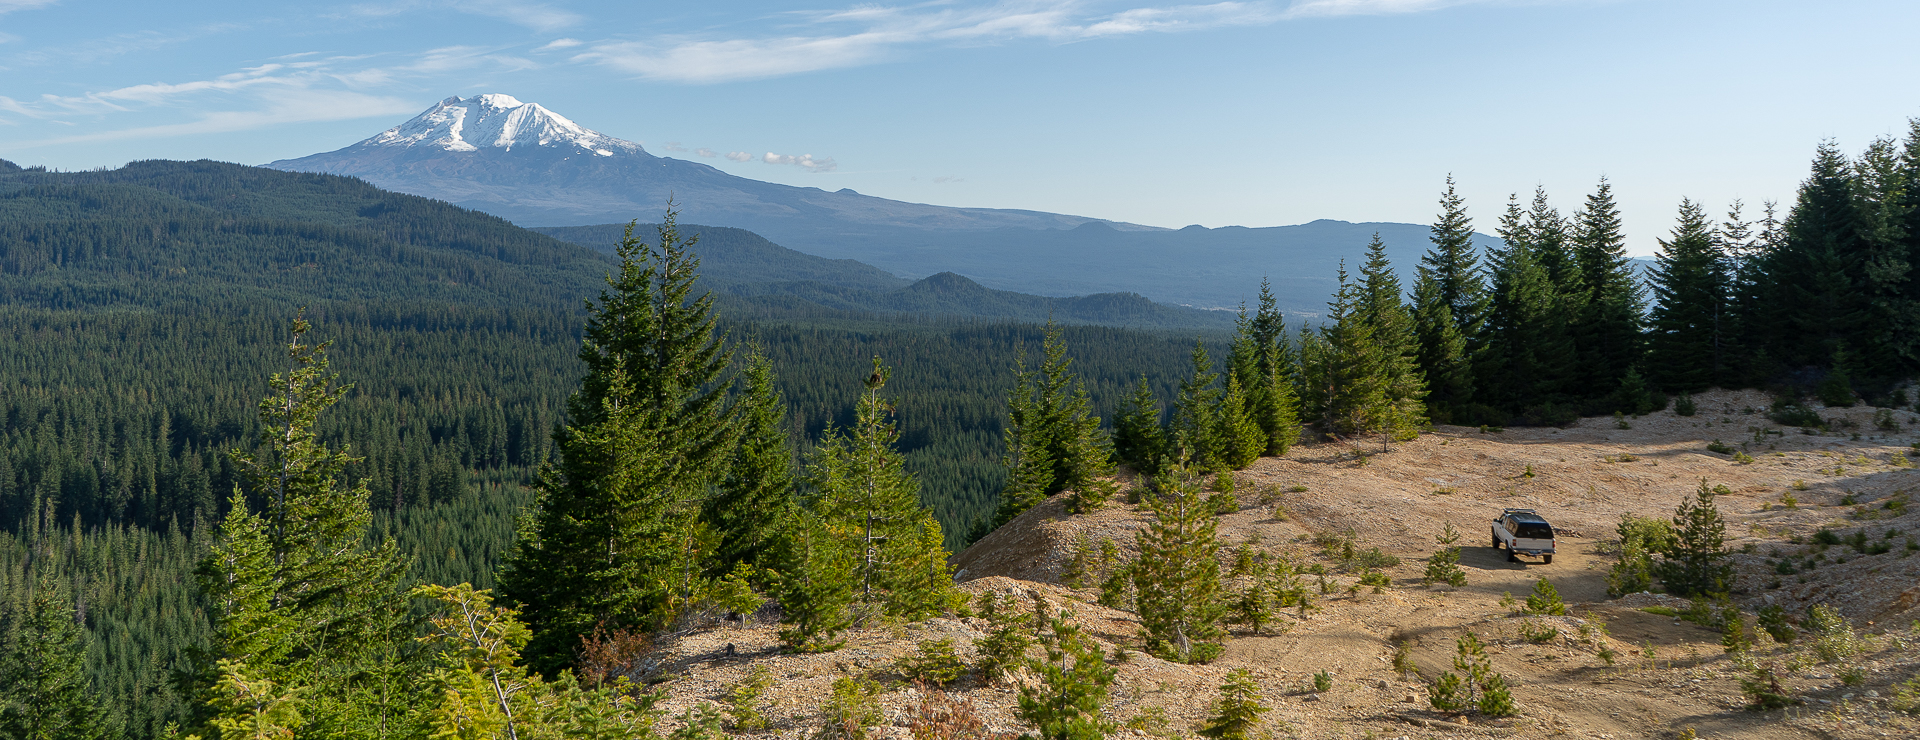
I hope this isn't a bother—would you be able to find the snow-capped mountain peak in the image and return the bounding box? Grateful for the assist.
[363,94,643,156]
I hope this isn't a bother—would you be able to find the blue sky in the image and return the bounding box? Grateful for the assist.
[3,0,1917,256]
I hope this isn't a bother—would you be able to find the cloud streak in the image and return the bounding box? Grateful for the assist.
[0,0,58,15]
[574,0,1536,83]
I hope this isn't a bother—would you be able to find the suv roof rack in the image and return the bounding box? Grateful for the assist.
[1502,508,1538,514]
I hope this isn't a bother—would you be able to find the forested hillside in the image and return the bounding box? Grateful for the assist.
[0,159,1221,737]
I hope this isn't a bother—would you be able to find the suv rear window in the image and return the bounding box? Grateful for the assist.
[1514,523,1553,539]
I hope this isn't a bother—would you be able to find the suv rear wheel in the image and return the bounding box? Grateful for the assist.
[1543,554,1553,564]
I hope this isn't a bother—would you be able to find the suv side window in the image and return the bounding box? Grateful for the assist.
[1503,518,1517,535]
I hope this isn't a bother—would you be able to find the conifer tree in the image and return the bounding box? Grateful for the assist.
[1132,464,1226,664]
[1413,177,1487,423]
[1015,613,1116,740]
[500,212,737,669]
[773,502,855,653]
[0,579,109,740]
[196,316,416,738]
[1648,199,1731,392]
[1569,178,1649,403]
[1764,142,1872,372]
[1479,195,1575,414]
[995,324,1115,523]
[1246,281,1303,454]
[1896,120,1920,365]
[1197,669,1267,740]
[1853,134,1915,378]
[1411,273,1472,423]
[1658,480,1734,598]
[1316,263,1393,441]
[1112,377,1168,475]
[1424,176,1491,344]
[1527,186,1581,296]
[1213,371,1265,471]
[1171,342,1223,470]
[807,358,957,624]
[709,347,793,574]
[1355,234,1428,443]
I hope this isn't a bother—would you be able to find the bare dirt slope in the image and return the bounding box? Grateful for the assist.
[645,390,1920,739]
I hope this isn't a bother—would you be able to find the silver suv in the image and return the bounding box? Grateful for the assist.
[1492,508,1555,564]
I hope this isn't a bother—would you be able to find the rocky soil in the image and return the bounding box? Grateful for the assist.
[641,390,1920,739]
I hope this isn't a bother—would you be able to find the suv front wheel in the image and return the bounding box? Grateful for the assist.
[1491,529,1502,549]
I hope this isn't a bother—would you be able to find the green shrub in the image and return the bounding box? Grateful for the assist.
[1525,577,1567,616]
[1197,669,1267,740]
[1770,398,1823,427]
[1392,640,1417,677]
[1741,665,1797,710]
[1892,676,1920,714]
[1707,439,1736,454]
[1519,620,1559,643]
[1819,369,1856,408]
[725,665,775,731]
[1311,670,1333,693]
[1428,671,1469,712]
[1423,547,1467,587]
[1675,393,1698,416]
[818,676,883,740]
[1808,605,1864,662]
[896,638,968,686]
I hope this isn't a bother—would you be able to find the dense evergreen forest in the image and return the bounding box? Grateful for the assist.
[0,115,1915,738]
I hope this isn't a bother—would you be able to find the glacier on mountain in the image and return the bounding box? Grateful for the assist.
[364,94,643,156]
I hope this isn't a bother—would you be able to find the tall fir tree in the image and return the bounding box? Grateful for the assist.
[196,316,418,739]
[1314,262,1392,440]
[709,346,794,575]
[1479,195,1575,414]
[995,324,1116,525]
[1855,133,1919,379]
[1354,234,1428,442]
[1647,198,1731,392]
[1171,342,1224,470]
[1896,119,1920,367]
[1568,178,1649,404]
[1111,376,1168,475]
[1245,282,1303,455]
[0,579,110,740]
[1413,178,1485,421]
[1527,186,1582,296]
[499,212,737,670]
[1759,142,1870,372]
[1131,464,1226,664]
[805,358,957,625]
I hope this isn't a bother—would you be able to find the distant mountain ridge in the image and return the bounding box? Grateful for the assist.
[531,223,1234,330]
[268,94,1505,313]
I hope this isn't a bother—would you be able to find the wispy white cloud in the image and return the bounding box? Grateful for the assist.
[535,38,584,52]
[15,89,416,147]
[1277,0,1479,19]
[695,147,718,157]
[1,44,517,144]
[341,0,581,32]
[575,0,1535,83]
[724,151,753,161]
[0,0,59,15]
[575,1,1285,83]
